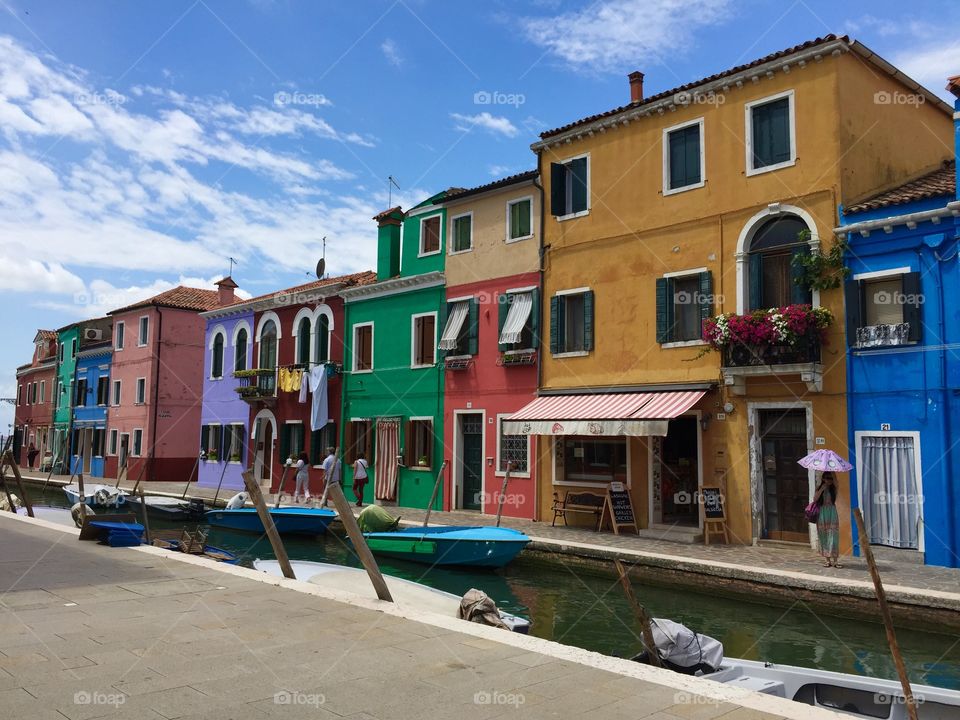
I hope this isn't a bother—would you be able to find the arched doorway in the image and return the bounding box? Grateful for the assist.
[252,409,277,489]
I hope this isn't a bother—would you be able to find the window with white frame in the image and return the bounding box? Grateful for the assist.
[450,212,472,253]
[747,91,795,174]
[115,322,124,350]
[846,270,922,348]
[39,380,45,404]
[745,214,812,311]
[135,377,146,405]
[656,270,713,344]
[507,197,533,241]
[498,290,538,351]
[420,215,441,255]
[411,313,436,368]
[200,423,222,460]
[663,119,704,193]
[404,419,433,469]
[16,384,21,406]
[550,290,593,355]
[132,429,143,457]
[234,327,248,371]
[211,332,225,378]
[296,317,311,365]
[353,323,373,372]
[439,298,477,357]
[108,429,118,455]
[226,424,245,462]
[497,416,529,474]
[112,379,121,406]
[549,155,589,218]
[138,316,149,346]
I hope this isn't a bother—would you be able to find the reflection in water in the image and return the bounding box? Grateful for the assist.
[30,491,960,690]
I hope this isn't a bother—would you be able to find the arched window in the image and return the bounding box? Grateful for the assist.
[234,328,248,372]
[259,320,278,369]
[297,317,311,366]
[211,333,224,379]
[315,314,329,364]
[747,214,811,310]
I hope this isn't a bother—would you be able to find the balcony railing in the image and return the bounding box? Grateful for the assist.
[722,339,821,368]
[233,368,276,403]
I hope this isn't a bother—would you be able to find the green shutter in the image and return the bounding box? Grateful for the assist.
[655,278,671,343]
[698,271,713,333]
[498,294,511,352]
[311,429,322,465]
[549,295,561,354]
[844,280,863,346]
[529,288,540,348]
[902,271,922,342]
[518,200,531,237]
[748,253,763,310]
[222,426,232,461]
[582,290,595,351]
[200,424,209,452]
[570,157,588,214]
[467,298,479,355]
[279,425,290,463]
[790,246,812,305]
[550,163,566,216]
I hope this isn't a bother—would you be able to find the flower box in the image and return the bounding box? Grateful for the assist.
[703,305,832,367]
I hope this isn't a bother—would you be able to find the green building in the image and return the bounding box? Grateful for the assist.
[339,193,451,508]
[52,323,80,471]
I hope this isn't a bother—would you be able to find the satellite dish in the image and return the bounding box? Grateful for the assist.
[315,258,326,279]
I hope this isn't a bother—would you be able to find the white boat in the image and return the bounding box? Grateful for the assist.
[63,484,126,508]
[123,495,204,520]
[253,559,530,634]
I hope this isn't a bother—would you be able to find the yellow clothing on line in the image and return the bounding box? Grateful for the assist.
[278,367,303,392]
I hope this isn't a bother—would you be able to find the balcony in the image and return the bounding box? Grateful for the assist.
[233,368,277,405]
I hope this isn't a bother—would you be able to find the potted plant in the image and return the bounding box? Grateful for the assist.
[229,452,241,462]
[206,449,218,462]
[417,455,428,467]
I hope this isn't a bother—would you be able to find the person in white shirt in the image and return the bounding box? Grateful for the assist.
[293,451,310,503]
[319,447,341,508]
[352,452,369,507]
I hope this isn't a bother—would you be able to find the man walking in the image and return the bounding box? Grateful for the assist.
[319,447,341,508]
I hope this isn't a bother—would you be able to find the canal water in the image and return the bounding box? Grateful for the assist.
[31,490,960,691]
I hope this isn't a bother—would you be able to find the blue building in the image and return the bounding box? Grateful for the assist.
[839,90,959,566]
[70,335,113,478]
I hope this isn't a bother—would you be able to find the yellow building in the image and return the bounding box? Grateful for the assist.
[506,35,954,553]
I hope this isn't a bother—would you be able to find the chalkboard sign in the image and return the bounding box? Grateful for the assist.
[700,487,725,520]
[606,482,638,535]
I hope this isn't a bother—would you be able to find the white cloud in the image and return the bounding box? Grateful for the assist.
[381,39,403,67]
[893,43,960,100]
[521,0,731,73]
[0,257,85,295]
[450,111,519,138]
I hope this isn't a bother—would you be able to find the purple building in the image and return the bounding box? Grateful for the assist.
[197,292,253,492]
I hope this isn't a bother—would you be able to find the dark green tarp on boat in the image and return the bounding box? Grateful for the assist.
[357,505,400,533]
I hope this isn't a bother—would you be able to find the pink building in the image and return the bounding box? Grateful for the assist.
[104,282,237,482]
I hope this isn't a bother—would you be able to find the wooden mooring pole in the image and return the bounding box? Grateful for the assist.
[853,509,919,720]
[5,449,34,518]
[495,462,512,528]
[242,469,295,580]
[137,484,151,545]
[422,460,447,527]
[614,559,661,668]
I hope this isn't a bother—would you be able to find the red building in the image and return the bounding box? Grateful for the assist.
[14,330,58,469]
[238,271,376,492]
[439,172,541,519]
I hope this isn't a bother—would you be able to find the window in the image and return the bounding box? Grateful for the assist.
[420,215,441,255]
[108,429,118,455]
[225,424,245,462]
[132,429,143,457]
[656,271,713,344]
[71,338,77,358]
[345,420,373,463]
[405,419,433,469]
[74,378,87,407]
[747,215,811,310]
[498,290,539,351]
[507,197,532,241]
[310,421,337,466]
[411,313,436,368]
[234,327,248,372]
[92,429,105,457]
[353,323,373,372]
[558,436,627,484]
[664,119,704,193]
[550,155,589,219]
[115,322,124,350]
[856,433,922,550]
[279,422,305,463]
[747,92,795,174]
[138,316,149,346]
[16,385,21,406]
[259,319,278,369]
[211,333,224,379]
[450,212,472,253]
[135,377,146,405]
[550,290,593,355]
[200,424,222,459]
[846,271,922,348]
[497,416,529,474]
[439,298,478,356]
[112,379,121,406]
[315,314,329,364]
[56,381,63,408]
[24,384,30,406]
[59,342,64,363]
[39,381,45,404]
[296,317,311,365]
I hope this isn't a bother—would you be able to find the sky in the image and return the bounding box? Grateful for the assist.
[2,0,960,432]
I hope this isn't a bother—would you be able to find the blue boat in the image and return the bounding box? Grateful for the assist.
[152,538,240,564]
[87,520,144,547]
[204,507,336,535]
[361,526,530,568]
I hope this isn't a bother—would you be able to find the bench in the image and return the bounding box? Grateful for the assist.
[551,491,606,531]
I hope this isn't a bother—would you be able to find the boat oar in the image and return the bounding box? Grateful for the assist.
[242,469,295,580]
[495,461,512,527]
[853,509,919,720]
[614,559,661,668]
[422,460,448,527]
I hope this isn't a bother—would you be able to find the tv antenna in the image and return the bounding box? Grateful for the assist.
[388,175,400,206]
[228,256,238,276]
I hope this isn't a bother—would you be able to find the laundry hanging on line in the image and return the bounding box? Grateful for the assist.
[277,367,303,392]
[298,364,329,431]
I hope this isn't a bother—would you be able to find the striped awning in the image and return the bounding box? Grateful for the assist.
[438,300,469,351]
[498,292,533,345]
[503,390,705,437]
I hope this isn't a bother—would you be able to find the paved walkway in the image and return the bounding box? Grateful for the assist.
[0,513,829,720]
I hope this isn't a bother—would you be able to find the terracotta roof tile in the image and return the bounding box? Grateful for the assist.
[948,75,960,98]
[539,35,846,141]
[109,285,224,315]
[222,270,378,308]
[373,206,402,221]
[846,161,956,214]
[35,330,57,341]
[445,170,538,202]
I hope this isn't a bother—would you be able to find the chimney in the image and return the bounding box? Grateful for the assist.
[374,207,404,280]
[949,75,960,199]
[215,276,238,306]
[628,71,644,103]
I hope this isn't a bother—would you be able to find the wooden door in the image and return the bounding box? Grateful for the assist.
[459,414,483,510]
[759,411,809,542]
